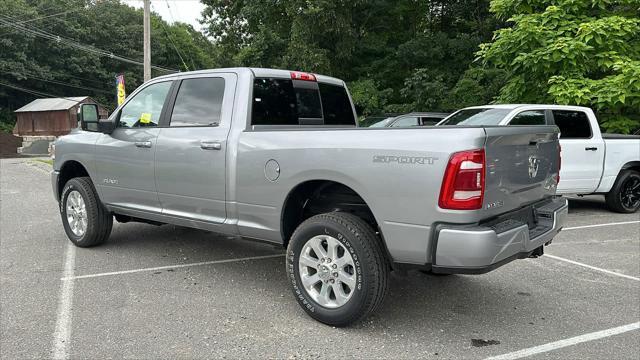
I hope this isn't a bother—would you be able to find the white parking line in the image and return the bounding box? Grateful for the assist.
[563,220,640,231]
[52,243,76,360]
[485,322,640,360]
[61,253,285,281]
[545,254,640,281]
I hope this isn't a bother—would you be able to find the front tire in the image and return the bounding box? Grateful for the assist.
[286,212,389,327]
[60,177,113,247]
[605,170,640,213]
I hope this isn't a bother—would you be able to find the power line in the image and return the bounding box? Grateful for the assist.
[151,2,190,71]
[0,81,113,110]
[1,66,113,87]
[0,9,78,37]
[164,0,197,70]
[1,9,79,26]
[1,71,113,95]
[0,15,179,73]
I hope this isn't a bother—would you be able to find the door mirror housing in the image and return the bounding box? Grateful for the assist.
[79,103,98,123]
[78,103,115,134]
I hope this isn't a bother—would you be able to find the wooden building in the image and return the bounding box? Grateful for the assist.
[13,96,108,136]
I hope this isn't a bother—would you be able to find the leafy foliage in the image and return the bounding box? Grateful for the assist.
[479,0,640,133]
[4,0,635,136]
[201,0,504,115]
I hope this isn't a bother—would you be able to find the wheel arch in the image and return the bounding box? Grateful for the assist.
[57,160,91,200]
[280,179,383,247]
[621,161,640,174]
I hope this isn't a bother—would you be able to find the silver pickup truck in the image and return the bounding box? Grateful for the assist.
[52,67,567,326]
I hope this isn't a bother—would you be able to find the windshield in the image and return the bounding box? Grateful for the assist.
[439,108,511,126]
[369,117,395,127]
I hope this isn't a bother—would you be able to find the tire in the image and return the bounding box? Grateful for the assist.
[286,212,389,327]
[60,177,113,247]
[605,170,640,213]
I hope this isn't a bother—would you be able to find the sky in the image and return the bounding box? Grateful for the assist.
[121,0,206,33]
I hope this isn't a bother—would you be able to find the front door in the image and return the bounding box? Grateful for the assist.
[94,80,174,212]
[552,109,605,193]
[154,74,237,223]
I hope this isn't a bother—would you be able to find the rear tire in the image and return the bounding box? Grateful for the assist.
[286,212,389,327]
[60,177,113,247]
[605,170,640,213]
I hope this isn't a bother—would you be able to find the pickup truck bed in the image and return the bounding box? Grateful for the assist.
[52,67,566,326]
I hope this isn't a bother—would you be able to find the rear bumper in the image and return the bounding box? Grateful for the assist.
[431,197,568,274]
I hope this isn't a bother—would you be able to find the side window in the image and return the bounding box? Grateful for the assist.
[118,81,172,128]
[420,117,441,126]
[552,110,592,138]
[170,78,225,127]
[391,116,419,127]
[510,110,546,125]
[319,83,356,125]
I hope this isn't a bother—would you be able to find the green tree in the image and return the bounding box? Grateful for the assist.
[201,0,503,115]
[479,0,640,133]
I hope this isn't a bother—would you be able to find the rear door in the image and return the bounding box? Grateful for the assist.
[154,73,237,223]
[482,126,560,216]
[551,110,604,193]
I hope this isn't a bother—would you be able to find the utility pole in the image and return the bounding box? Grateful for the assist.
[143,0,151,82]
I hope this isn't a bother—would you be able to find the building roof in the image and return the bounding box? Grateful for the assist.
[14,96,88,113]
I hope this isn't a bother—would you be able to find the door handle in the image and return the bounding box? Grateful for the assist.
[134,141,152,148]
[585,147,598,151]
[200,141,222,150]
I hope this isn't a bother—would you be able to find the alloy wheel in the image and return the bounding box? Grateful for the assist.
[298,235,357,308]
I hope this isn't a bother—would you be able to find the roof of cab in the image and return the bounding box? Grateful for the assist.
[461,104,592,111]
[153,67,345,86]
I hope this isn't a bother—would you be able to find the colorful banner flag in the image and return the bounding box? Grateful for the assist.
[115,74,126,106]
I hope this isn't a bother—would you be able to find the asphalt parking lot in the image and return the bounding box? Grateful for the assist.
[1,158,638,359]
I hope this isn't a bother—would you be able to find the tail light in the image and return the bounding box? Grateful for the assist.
[290,71,316,81]
[439,149,485,210]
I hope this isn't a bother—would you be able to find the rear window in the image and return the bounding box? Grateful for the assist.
[552,110,591,138]
[251,78,355,126]
[318,83,355,125]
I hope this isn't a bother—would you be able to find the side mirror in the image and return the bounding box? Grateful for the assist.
[78,104,115,134]
[79,104,99,131]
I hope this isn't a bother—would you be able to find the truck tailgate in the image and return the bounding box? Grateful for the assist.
[482,126,560,217]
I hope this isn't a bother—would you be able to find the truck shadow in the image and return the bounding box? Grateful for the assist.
[565,195,609,213]
[88,221,552,344]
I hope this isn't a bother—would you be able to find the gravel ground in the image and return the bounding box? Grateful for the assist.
[1,158,638,359]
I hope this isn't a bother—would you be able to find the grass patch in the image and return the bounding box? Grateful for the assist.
[35,159,53,166]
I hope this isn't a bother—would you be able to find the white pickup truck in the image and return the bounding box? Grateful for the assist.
[438,105,640,213]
